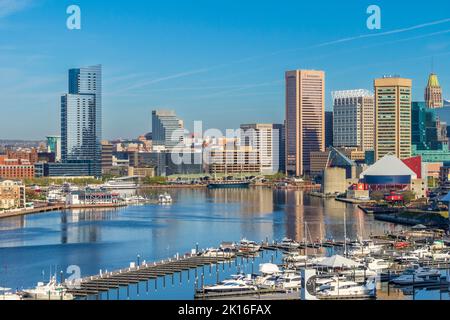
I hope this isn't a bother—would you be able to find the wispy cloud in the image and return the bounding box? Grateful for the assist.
[0,0,34,18]
[116,17,450,94]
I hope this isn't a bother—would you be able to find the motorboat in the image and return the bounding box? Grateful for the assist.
[390,267,442,286]
[283,252,308,264]
[365,258,393,273]
[238,239,261,253]
[317,277,377,299]
[411,247,433,259]
[200,248,235,258]
[339,267,377,280]
[202,279,258,293]
[276,271,302,290]
[21,277,74,300]
[348,240,384,256]
[279,238,300,250]
[0,288,22,301]
[158,193,173,204]
[394,255,420,264]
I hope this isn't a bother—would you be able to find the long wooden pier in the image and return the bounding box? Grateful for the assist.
[64,254,252,298]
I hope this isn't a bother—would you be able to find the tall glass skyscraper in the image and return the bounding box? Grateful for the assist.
[61,65,102,177]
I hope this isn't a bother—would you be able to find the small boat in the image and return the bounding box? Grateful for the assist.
[394,255,420,264]
[238,238,261,253]
[283,252,308,263]
[200,248,235,258]
[21,277,74,300]
[279,238,300,250]
[158,193,173,204]
[348,240,384,256]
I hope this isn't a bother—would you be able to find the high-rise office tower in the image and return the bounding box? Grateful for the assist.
[285,70,325,176]
[332,89,375,152]
[273,123,286,173]
[61,65,102,177]
[152,110,184,150]
[374,76,412,160]
[425,73,443,109]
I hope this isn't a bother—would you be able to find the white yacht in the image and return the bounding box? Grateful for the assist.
[391,267,442,286]
[21,277,74,300]
[283,252,308,263]
[158,193,173,204]
[365,258,393,273]
[200,248,235,258]
[238,239,261,253]
[348,240,384,256]
[317,278,376,299]
[203,279,257,293]
[279,238,300,250]
[276,271,302,290]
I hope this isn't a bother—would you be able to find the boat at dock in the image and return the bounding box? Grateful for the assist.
[21,277,74,300]
[390,266,442,286]
[207,181,250,189]
[0,288,22,300]
[238,238,261,253]
[316,277,377,299]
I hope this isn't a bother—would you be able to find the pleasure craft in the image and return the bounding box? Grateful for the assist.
[390,267,442,286]
[411,247,433,259]
[202,279,258,293]
[348,240,384,256]
[276,271,302,290]
[200,248,235,258]
[279,238,300,250]
[283,252,308,263]
[158,193,173,204]
[364,257,393,273]
[238,239,261,253]
[394,255,420,264]
[21,277,74,300]
[339,268,377,280]
[317,278,376,299]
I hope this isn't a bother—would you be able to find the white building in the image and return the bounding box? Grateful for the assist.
[332,89,375,152]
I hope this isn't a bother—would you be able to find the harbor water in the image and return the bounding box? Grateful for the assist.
[0,188,448,300]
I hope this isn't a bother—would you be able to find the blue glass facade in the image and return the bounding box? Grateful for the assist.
[61,65,102,177]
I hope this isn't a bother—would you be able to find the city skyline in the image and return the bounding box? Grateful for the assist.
[1,0,450,140]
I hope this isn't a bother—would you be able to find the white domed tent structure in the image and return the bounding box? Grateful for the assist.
[360,154,417,190]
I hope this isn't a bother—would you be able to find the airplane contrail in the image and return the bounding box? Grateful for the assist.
[117,17,450,93]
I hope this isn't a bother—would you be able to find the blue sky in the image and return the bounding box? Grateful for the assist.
[1,0,450,140]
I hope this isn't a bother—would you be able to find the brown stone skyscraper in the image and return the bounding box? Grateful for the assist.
[285,70,325,176]
[425,73,443,109]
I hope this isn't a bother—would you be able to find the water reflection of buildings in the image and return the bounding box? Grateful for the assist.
[60,209,119,244]
[0,216,25,231]
[282,190,325,243]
